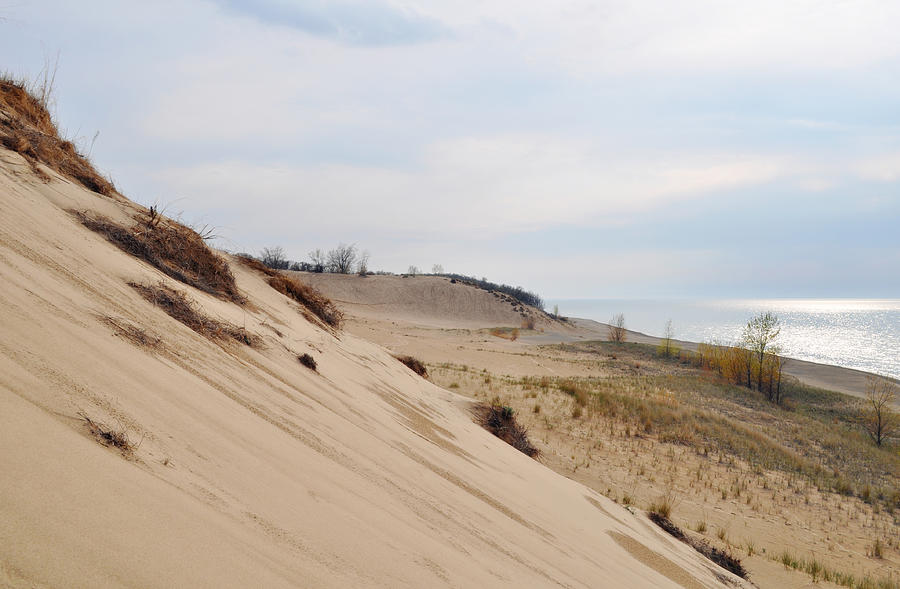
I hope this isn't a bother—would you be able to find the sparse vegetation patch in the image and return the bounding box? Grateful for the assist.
[100,315,162,349]
[78,211,243,303]
[648,512,747,579]
[238,256,343,328]
[130,282,258,346]
[0,76,116,196]
[474,400,539,458]
[80,412,134,455]
[776,549,899,588]
[396,355,428,377]
[298,353,317,371]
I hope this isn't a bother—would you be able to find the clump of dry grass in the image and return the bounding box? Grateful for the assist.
[78,211,243,303]
[268,273,343,328]
[130,282,258,346]
[488,326,520,341]
[648,512,747,579]
[298,353,317,371]
[80,412,134,455]
[648,497,674,519]
[0,77,116,196]
[396,355,428,378]
[238,256,343,328]
[475,401,540,458]
[100,315,162,349]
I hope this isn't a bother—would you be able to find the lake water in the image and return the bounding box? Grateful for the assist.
[546,299,900,380]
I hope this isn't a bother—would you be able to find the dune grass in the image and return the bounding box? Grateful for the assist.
[238,256,343,328]
[777,549,899,589]
[475,400,540,458]
[396,355,428,377]
[79,211,243,303]
[130,282,258,346]
[0,76,115,196]
[543,340,900,507]
[648,512,747,579]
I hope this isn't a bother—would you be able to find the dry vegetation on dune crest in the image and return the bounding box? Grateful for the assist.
[0,76,116,196]
[238,256,343,328]
[78,210,244,303]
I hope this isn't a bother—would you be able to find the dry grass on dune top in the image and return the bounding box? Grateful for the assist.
[238,256,343,328]
[0,77,116,196]
[77,211,244,304]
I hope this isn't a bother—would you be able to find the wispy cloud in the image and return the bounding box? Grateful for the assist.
[213,0,449,45]
[854,152,900,182]
[150,136,791,242]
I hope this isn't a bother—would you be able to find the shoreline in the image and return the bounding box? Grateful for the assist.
[526,317,897,406]
[545,298,900,382]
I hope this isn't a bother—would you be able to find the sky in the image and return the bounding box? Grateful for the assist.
[2,0,899,299]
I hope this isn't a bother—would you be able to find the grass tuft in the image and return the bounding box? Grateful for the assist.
[298,353,317,371]
[475,400,540,458]
[396,355,428,377]
[80,412,134,455]
[130,282,258,346]
[79,212,243,303]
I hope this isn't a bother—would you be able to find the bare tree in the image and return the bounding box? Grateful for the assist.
[327,243,357,274]
[863,376,898,447]
[742,311,781,397]
[432,264,444,274]
[658,319,676,358]
[407,265,419,277]
[260,246,288,270]
[308,249,326,273]
[357,250,370,276]
[608,313,626,343]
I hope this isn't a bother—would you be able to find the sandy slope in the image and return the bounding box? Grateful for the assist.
[0,151,750,587]
[293,272,553,329]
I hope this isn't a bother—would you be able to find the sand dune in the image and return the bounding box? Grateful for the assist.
[302,272,885,403]
[293,272,553,329]
[0,148,750,586]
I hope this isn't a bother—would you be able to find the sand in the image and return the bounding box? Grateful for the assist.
[0,148,753,587]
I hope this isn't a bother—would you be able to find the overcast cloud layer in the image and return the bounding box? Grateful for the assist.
[2,0,898,298]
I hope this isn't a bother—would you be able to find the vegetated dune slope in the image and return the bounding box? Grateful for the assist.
[295,272,553,329]
[0,152,749,588]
